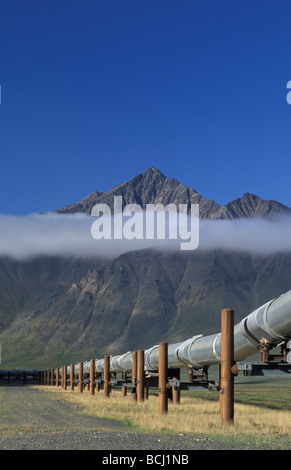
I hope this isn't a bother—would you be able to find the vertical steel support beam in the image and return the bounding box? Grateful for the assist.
[121,372,127,397]
[137,350,145,402]
[220,308,234,426]
[70,364,74,391]
[172,385,180,404]
[51,368,54,386]
[78,362,83,393]
[63,365,67,390]
[170,369,180,404]
[159,342,168,414]
[90,359,95,395]
[104,355,110,397]
[96,375,101,392]
[131,351,137,401]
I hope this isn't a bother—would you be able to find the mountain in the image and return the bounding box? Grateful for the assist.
[0,168,290,369]
[56,167,220,218]
[57,167,291,219]
[215,192,291,219]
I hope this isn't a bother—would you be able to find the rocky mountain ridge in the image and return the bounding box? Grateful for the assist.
[57,167,291,219]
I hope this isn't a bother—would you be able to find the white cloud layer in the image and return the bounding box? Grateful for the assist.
[0,212,291,260]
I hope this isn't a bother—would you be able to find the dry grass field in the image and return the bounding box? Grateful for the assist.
[41,384,291,447]
[0,382,290,449]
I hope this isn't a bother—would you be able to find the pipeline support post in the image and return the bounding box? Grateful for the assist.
[63,365,67,390]
[61,366,65,388]
[172,382,180,404]
[131,351,137,401]
[90,359,95,395]
[78,362,83,393]
[159,342,168,414]
[70,364,74,391]
[121,372,127,397]
[104,355,110,397]
[220,308,235,426]
[137,350,145,402]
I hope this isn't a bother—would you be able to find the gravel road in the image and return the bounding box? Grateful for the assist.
[0,386,281,451]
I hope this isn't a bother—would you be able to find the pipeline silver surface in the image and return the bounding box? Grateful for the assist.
[59,289,291,375]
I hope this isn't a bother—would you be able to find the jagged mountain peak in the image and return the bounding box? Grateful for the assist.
[56,167,290,219]
[220,192,291,219]
[57,167,219,217]
[109,166,169,193]
[139,166,166,177]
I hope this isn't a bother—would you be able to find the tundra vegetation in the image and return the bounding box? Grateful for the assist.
[38,377,291,450]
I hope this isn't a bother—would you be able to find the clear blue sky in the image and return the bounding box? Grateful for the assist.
[1,0,291,214]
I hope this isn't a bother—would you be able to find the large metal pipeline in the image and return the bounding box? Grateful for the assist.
[63,289,291,377]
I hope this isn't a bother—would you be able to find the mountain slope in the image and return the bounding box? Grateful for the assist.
[1,248,290,369]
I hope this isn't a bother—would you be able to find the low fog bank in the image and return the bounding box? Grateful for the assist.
[0,212,291,261]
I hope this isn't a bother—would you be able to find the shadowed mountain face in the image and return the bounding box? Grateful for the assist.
[0,168,290,369]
